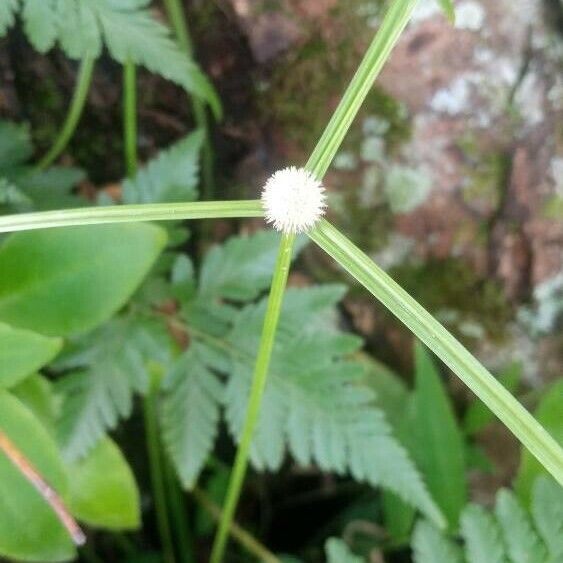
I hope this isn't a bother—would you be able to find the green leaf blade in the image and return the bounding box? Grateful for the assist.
[0,323,62,388]
[410,343,467,528]
[68,438,140,530]
[0,390,75,562]
[0,223,167,336]
[412,520,463,563]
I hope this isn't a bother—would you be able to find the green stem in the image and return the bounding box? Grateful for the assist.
[0,200,263,233]
[37,56,96,170]
[163,0,215,201]
[123,60,138,177]
[306,0,418,179]
[210,233,295,563]
[193,488,280,563]
[164,460,195,563]
[309,219,563,486]
[144,383,176,563]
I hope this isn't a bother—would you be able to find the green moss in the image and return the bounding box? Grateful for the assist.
[260,0,410,152]
[391,258,513,341]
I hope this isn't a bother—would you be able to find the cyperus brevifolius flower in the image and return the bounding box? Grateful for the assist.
[261,166,327,233]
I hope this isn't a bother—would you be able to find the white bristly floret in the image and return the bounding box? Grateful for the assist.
[261,166,326,233]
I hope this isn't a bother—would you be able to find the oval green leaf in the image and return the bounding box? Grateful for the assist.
[67,438,140,530]
[0,322,62,388]
[0,390,75,562]
[0,223,167,336]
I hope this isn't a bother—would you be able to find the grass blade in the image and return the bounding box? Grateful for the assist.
[0,200,263,233]
[306,0,419,179]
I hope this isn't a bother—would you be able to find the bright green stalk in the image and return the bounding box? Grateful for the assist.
[306,0,418,178]
[163,0,215,200]
[309,219,563,486]
[210,233,295,563]
[144,378,176,563]
[37,56,96,170]
[0,200,263,233]
[123,60,138,177]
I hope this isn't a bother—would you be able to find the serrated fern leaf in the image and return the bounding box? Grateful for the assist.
[161,345,224,489]
[495,488,548,563]
[93,0,219,113]
[325,538,363,563]
[219,285,443,526]
[532,477,563,562]
[198,231,306,302]
[56,317,171,460]
[460,504,508,563]
[0,0,18,36]
[22,0,58,52]
[122,130,203,204]
[55,0,102,58]
[412,520,464,563]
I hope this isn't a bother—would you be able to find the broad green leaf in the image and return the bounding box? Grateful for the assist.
[68,438,140,530]
[161,345,223,489]
[11,374,59,432]
[325,538,363,563]
[199,231,306,301]
[222,286,444,526]
[56,0,102,58]
[56,317,172,460]
[410,343,467,528]
[495,488,547,563]
[464,363,522,435]
[0,0,18,36]
[0,322,62,388]
[437,0,456,24]
[0,390,75,561]
[515,380,563,506]
[460,504,507,563]
[22,0,58,52]
[412,520,463,563]
[532,477,563,562]
[0,223,166,336]
[123,130,203,204]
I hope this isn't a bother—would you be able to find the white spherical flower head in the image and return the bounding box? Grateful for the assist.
[261,166,326,233]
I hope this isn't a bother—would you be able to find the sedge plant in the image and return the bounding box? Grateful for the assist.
[0,0,562,561]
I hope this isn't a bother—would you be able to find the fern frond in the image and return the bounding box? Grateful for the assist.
[161,344,224,489]
[460,504,507,563]
[21,0,58,52]
[495,488,548,563]
[412,520,463,563]
[122,130,203,204]
[325,538,364,563]
[222,286,443,526]
[0,0,18,36]
[532,477,563,562]
[56,317,171,460]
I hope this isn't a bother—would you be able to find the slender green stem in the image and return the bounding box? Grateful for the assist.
[144,381,176,563]
[306,0,418,179]
[164,460,195,563]
[37,56,96,170]
[193,488,280,563]
[210,233,295,563]
[123,60,138,177]
[0,200,263,233]
[163,0,215,201]
[309,219,563,486]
